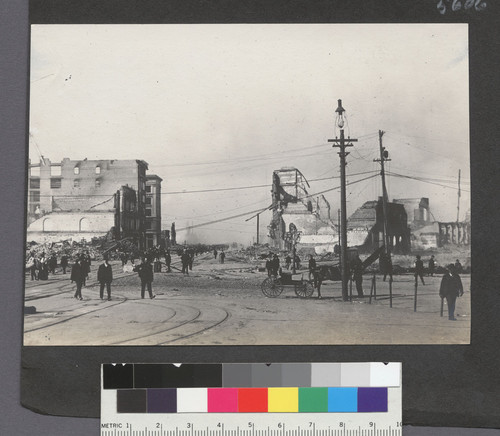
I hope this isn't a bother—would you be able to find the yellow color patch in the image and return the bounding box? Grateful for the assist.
[268,388,299,412]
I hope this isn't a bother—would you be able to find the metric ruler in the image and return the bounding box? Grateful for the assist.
[101,363,402,436]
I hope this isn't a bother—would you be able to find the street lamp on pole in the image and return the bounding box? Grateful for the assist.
[328,100,357,301]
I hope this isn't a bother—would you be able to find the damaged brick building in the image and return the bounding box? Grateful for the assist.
[268,168,336,252]
[26,158,162,248]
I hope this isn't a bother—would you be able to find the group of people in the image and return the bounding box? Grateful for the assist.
[26,251,76,280]
[69,253,156,301]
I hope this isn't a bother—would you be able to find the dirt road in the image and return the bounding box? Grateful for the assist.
[23,254,470,345]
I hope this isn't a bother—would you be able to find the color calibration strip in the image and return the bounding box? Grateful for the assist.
[102,363,400,414]
[115,386,388,414]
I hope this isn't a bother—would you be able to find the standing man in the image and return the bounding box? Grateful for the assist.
[271,254,281,276]
[188,248,195,270]
[134,257,156,299]
[60,254,69,274]
[97,255,113,301]
[285,254,292,270]
[164,249,171,273]
[213,248,218,259]
[380,252,393,282]
[454,259,463,274]
[428,255,436,277]
[220,250,226,264]
[308,254,317,281]
[351,254,364,297]
[414,255,425,285]
[439,264,464,321]
[181,250,190,275]
[71,255,86,300]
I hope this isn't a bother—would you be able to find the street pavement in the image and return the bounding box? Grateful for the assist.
[23,255,470,345]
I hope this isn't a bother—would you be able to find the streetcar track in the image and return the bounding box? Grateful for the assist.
[24,297,129,333]
[159,307,231,345]
[109,303,203,345]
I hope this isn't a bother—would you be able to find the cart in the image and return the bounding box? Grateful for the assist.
[261,271,315,298]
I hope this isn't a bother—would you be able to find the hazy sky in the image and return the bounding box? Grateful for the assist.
[29,24,469,244]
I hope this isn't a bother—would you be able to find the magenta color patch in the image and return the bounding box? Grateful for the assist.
[207,388,238,412]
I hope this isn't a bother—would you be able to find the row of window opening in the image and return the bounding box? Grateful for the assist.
[30,165,102,177]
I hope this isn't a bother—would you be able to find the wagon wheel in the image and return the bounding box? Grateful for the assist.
[261,277,284,298]
[295,281,315,298]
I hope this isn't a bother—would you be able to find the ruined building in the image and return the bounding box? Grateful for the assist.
[347,199,411,254]
[268,167,336,252]
[393,197,470,249]
[26,158,162,248]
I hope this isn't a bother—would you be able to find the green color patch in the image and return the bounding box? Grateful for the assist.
[298,387,328,412]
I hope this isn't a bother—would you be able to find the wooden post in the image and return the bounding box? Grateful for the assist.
[414,278,418,312]
[349,277,353,302]
[369,274,375,304]
[440,297,444,317]
[389,277,393,308]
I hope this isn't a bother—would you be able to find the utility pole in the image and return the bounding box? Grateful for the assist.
[456,169,461,222]
[329,100,357,302]
[245,211,262,245]
[374,130,391,254]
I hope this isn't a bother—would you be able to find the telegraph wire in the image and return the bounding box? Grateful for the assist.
[386,171,470,193]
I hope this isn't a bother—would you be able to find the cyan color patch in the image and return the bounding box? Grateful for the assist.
[328,387,358,412]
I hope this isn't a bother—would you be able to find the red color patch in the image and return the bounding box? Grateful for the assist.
[238,388,268,412]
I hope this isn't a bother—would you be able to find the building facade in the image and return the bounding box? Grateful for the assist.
[27,158,161,248]
[145,175,163,248]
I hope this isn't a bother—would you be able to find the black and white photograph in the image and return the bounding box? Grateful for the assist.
[24,23,470,346]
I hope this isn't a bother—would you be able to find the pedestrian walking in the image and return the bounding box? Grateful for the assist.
[134,257,156,299]
[428,255,436,277]
[351,254,364,297]
[60,255,69,274]
[70,256,86,300]
[439,264,464,321]
[454,259,463,274]
[213,249,218,259]
[414,255,425,285]
[220,250,225,264]
[97,255,113,300]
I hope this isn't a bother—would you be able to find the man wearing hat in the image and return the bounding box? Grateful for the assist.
[439,264,464,321]
[134,257,156,299]
[70,255,86,300]
[97,254,113,301]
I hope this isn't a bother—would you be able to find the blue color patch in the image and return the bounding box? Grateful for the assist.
[328,387,358,412]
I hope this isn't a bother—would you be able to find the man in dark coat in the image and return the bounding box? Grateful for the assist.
[351,254,364,297]
[60,255,69,274]
[271,254,280,276]
[220,250,226,264]
[308,255,317,281]
[428,255,436,277]
[164,250,171,273]
[380,252,393,282]
[70,256,87,300]
[97,255,113,300]
[181,250,190,275]
[414,255,425,285]
[213,249,218,259]
[134,257,155,299]
[285,255,292,270]
[439,264,464,320]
